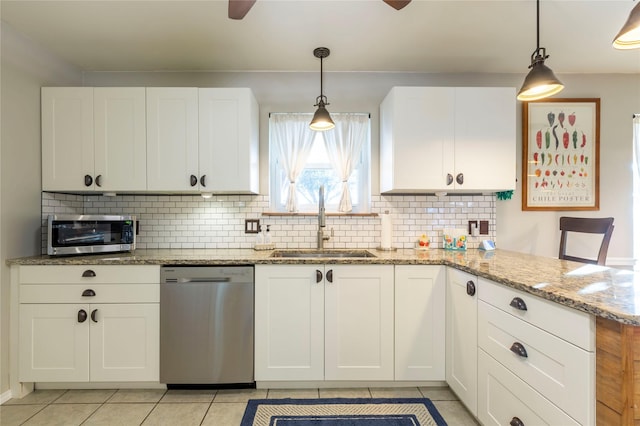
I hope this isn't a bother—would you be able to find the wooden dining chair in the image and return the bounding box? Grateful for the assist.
[558,217,615,265]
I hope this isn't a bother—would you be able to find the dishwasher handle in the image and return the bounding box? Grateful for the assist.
[175,277,232,284]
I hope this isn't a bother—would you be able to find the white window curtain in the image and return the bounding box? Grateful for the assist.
[634,114,640,175]
[270,113,316,212]
[633,114,640,270]
[322,113,369,212]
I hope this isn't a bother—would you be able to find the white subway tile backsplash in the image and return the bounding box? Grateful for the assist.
[41,192,498,253]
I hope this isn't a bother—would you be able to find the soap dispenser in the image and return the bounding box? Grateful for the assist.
[264,225,272,244]
[256,225,264,244]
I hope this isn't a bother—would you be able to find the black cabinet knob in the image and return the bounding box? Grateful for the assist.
[510,297,528,311]
[91,309,98,323]
[446,173,454,186]
[200,175,206,187]
[466,280,476,296]
[510,417,524,426]
[82,289,96,297]
[95,174,102,187]
[78,309,87,323]
[84,175,93,187]
[316,270,323,283]
[510,342,528,358]
[326,269,333,283]
[456,173,464,185]
[82,270,96,278]
[190,175,198,186]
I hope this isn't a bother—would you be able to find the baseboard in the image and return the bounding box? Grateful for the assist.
[0,389,12,404]
[606,257,636,268]
[35,382,166,390]
[256,380,447,389]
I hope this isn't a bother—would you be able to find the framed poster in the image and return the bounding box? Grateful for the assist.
[522,98,600,211]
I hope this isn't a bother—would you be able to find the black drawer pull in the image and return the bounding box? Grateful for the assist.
[510,297,528,311]
[82,289,96,297]
[91,309,98,323]
[510,342,528,358]
[82,270,96,278]
[316,270,323,283]
[326,269,333,283]
[466,280,476,296]
[510,417,524,426]
[78,309,87,323]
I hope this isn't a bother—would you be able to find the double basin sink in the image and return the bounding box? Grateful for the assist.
[270,249,376,258]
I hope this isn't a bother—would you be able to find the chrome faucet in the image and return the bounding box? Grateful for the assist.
[317,185,332,249]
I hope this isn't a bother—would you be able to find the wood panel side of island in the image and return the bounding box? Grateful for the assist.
[596,316,639,425]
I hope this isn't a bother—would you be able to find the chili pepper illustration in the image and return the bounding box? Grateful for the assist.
[536,130,542,149]
[545,170,550,176]
[545,130,551,149]
[563,129,569,149]
[581,132,586,148]
[562,155,564,165]
[568,112,576,126]
[535,182,539,188]
[555,154,560,165]
[574,154,578,164]
[552,170,558,176]
[558,111,565,128]
[585,156,589,165]
[580,154,584,163]
[552,125,559,149]
[572,131,578,149]
[541,153,545,166]
[547,154,552,166]
[547,112,555,127]
[533,152,539,164]
[567,154,571,164]
[535,169,542,177]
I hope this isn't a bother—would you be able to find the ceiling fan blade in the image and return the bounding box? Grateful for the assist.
[383,0,411,11]
[229,0,256,20]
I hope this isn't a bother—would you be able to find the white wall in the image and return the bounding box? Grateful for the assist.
[85,71,640,264]
[0,22,82,397]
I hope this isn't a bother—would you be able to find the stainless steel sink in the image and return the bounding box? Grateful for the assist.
[270,249,376,258]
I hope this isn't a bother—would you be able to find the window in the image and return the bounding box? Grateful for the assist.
[269,113,370,213]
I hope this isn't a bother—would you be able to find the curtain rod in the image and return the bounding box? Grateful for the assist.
[269,112,371,118]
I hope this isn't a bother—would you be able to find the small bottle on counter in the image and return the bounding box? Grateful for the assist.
[256,225,264,244]
[265,225,272,244]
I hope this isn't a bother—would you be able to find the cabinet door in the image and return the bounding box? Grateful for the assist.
[325,265,394,381]
[89,303,159,382]
[395,265,445,381]
[380,87,455,193]
[42,87,94,191]
[254,265,324,381]
[19,304,89,382]
[146,88,199,191]
[94,87,147,191]
[198,88,259,193]
[446,268,478,415]
[453,87,516,191]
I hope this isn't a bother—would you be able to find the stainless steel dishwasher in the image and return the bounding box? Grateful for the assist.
[160,266,254,387]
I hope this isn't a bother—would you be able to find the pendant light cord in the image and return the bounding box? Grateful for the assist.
[536,0,540,50]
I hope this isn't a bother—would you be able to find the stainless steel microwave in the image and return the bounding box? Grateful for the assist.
[47,214,136,256]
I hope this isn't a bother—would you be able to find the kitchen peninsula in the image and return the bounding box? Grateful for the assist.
[7,248,639,425]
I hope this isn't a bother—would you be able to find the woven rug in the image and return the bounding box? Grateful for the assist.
[240,397,447,426]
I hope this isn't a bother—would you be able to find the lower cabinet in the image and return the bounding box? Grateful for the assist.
[17,265,160,383]
[255,264,394,381]
[445,268,478,416]
[394,265,445,381]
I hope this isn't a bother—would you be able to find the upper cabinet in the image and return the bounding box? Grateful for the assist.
[380,86,516,193]
[43,86,259,194]
[42,87,146,192]
[146,87,259,194]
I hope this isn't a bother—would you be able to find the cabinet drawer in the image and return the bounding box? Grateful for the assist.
[18,265,159,284]
[478,350,581,426]
[478,278,594,350]
[20,284,159,304]
[478,301,594,425]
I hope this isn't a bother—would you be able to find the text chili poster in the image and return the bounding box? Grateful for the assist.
[522,98,600,211]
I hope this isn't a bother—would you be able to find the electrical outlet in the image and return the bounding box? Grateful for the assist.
[479,220,489,235]
[468,220,478,235]
[245,219,260,234]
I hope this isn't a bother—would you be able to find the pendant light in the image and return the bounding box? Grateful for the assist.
[517,0,564,102]
[613,3,640,50]
[309,47,335,131]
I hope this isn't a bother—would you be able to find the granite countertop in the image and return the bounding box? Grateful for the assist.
[8,248,640,326]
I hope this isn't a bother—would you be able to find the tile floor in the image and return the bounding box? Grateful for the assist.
[0,387,479,426]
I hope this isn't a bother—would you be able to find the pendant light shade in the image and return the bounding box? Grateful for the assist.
[310,47,335,131]
[613,3,640,50]
[517,0,564,102]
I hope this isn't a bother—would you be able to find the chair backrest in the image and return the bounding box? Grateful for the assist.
[558,217,615,265]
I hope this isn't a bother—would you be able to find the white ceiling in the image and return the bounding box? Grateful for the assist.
[2,0,640,74]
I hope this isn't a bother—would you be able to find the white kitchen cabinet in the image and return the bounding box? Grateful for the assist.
[445,268,478,416]
[42,87,147,192]
[146,87,259,193]
[146,87,199,192]
[17,265,160,383]
[254,264,394,382]
[380,86,515,193]
[394,265,445,381]
[254,265,325,381]
[198,88,259,193]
